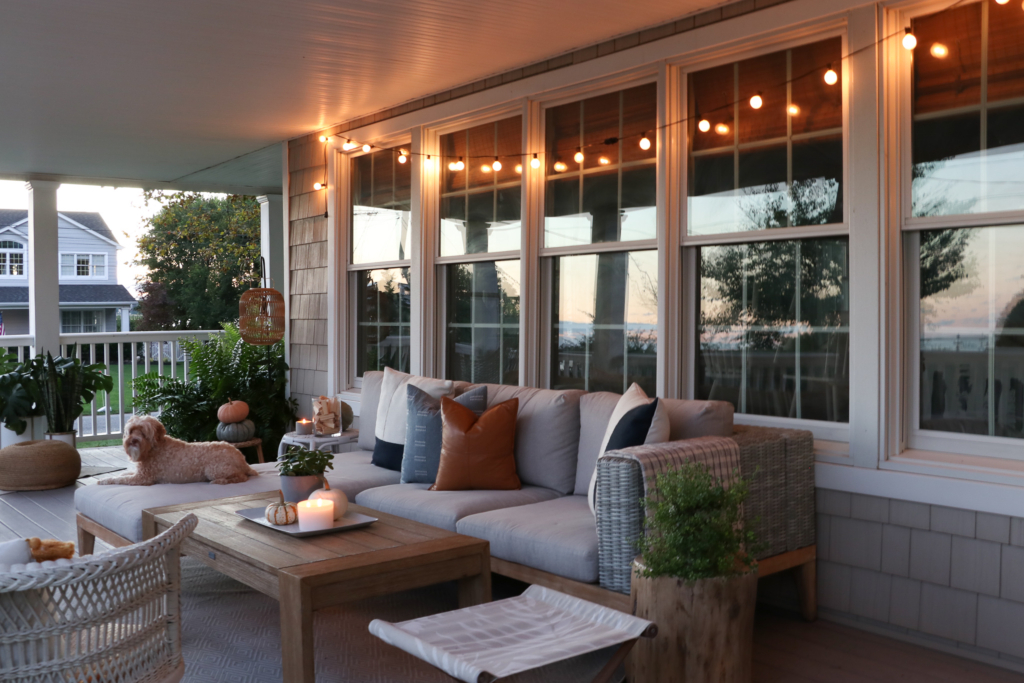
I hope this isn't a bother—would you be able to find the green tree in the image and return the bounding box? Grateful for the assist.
[135,192,261,330]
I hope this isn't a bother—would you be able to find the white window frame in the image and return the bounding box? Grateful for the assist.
[60,252,107,279]
[675,27,853,445]
[61,310,103,334]
[895,0,1024,466]
[0,240,25,277]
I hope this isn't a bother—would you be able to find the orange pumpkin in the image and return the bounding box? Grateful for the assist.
[218,400,249,424]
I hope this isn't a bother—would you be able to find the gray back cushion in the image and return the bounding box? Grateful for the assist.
[357,371,384,451]
[480,384,585,495]
[574,392,735,495]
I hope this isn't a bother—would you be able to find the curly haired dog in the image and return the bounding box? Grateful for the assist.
[100,415,258,486]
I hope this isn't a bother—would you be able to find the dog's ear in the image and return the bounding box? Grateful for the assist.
[152,419,166,441]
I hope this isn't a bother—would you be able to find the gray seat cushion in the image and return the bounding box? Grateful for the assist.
[354,483,561,532]
[74,450,399,542]
[457,495,598,583]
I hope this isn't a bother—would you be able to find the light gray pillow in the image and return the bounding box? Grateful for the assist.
[401,385,487,484]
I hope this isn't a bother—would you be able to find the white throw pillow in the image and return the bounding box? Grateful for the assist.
[0,539,32,566]
[588,383,670,514]
[374,367,454,448]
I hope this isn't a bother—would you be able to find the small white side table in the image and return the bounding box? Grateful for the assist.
[278,429,359,457]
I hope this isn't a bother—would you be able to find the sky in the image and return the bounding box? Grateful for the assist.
[0,180,158,295]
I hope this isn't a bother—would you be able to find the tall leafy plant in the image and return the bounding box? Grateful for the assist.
[0,349,113,434]
[132,323,297,457]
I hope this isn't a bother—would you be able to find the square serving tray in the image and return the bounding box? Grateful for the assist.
[235,507,378,537]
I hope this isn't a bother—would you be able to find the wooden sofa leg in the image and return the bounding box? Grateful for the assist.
[795,559,817,622]
[77,521,96,556]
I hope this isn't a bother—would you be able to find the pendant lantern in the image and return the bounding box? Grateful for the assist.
[239,257,285,346]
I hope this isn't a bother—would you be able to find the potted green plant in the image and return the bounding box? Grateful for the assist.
[627,462,758,683]
[0,353,46,445]
[276,445,335,502]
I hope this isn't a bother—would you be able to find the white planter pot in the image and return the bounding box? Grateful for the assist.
[45,432,77,449]
[1,416,48,448]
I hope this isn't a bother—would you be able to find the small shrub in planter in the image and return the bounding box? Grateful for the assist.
[276,445,334,502]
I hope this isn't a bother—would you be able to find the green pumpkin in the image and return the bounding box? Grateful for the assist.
[217,419,255,443]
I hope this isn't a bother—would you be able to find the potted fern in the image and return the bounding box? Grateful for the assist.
[628,462,758,683]
[276,445,335,502]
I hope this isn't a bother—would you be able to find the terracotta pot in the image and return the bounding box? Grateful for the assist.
[627,560,758,683]
[279,474,323,502]
[0,439,81,491]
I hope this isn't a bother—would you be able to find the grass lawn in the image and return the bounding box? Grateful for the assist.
[86,361,186,415]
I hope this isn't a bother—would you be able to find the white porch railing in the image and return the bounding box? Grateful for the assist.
[59,331,222,443]
[2,335,36,363]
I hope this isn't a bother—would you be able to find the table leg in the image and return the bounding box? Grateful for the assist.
[457,547,492,607]
[280,574,315,683]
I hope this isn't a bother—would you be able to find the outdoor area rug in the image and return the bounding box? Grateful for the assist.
[78,465,125,478]
[179,557,623,682]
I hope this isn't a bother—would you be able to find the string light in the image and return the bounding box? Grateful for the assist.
[362,143,372,153]
[530,153,540,169]
[824,65,838,86]
[749,93,763,109]
[448,157,465,171]
[902,28,917,50]
[639,134,651,150]
[930,43,949,58]
[715,123,730,135]
[598,156,610,165]
[398,149,408,163]
[553,161,568,172]
[492,158,502,171]
[515,164,523,174]
[574,148,584,163]
[698,119,711,133]
[342,140,357,151]
[481,164,492,173]
[996,0,1008,4]
[318,135,329,143]
[788,104,800,116]
[313,182,325,190]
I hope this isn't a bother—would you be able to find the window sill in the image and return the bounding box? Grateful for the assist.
[338,387,362,417]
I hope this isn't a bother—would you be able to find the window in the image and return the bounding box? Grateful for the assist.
[686,37,849,426]
[439,116,523,385]
[910,1,1024,218]
[350,149,412,377]
[0,240,24,276]
[688,38,843,235]
[60,253,106,278]
[61,310,101,334]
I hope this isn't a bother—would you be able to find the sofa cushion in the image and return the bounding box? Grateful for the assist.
[373,368,454,470]
[402,385,487,484]
[354,483,560,532]
[457,495,598,583]
[479,384,585,495]
[357,371,385,451]
[74,451,399,543]
[575,392,734,496]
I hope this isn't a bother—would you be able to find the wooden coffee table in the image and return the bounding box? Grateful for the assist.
[143,492,491,683]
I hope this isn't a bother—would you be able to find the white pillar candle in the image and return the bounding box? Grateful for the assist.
[295,419,313,436]
[297,498,334,532]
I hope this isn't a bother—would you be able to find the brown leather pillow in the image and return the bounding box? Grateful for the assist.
[431,396,521,491]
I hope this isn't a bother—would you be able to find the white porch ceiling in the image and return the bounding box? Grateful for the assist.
[0,0,725,195]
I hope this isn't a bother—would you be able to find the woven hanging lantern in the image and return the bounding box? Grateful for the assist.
[239,258,285,346]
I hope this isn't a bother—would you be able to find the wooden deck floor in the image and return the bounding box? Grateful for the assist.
[2,447,1022,682]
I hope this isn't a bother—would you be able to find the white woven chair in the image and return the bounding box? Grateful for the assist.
[0,513,197,683]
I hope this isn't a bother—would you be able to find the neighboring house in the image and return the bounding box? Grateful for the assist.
[0,209,135,336]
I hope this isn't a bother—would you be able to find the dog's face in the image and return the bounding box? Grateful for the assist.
[122,416,166,462]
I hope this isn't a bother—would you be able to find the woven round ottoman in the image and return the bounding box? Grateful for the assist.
[0,440,81,491]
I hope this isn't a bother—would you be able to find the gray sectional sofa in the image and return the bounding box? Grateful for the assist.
[75,370,817,616]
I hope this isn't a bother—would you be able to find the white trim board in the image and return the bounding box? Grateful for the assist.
[816,461,1024,518]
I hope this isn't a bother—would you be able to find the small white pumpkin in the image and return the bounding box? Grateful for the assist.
[265,491,298,525]
[309,480,348,520]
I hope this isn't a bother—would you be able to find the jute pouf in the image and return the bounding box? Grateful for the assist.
[0,439,81,491]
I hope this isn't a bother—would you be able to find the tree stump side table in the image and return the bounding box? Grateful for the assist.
[278,429,359,457]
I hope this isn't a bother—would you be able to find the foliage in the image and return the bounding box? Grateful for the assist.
[0,348,113,434]
[636,462,756,582]
[920,229,973,299]
[131,323,297,458]
[134,191,262,330]
[276,446,335,477]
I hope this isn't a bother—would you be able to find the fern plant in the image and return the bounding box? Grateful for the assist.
[132,323,297,457]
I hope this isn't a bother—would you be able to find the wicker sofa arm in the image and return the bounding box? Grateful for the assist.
[594,426,815,595]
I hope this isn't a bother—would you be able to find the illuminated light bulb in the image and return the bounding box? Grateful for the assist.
[362,144,372,153]
[930,42,949,58]
[448,161,457,171]
[455,157,465,171]
[574,148,584,163]
[824,65,838,86]
[530,153,540,169]
[397,150,408,164]
[481,164,492,173]
[996,0,1008,4]
[553,161,568,172]
[698,119,711,133]
[342,140,357,151]
[639,134,651,150]
[319,135,329,143]
[598,156,610,165]
[492,158,502,171]
[313,182,325,191]
[749,93,763,110]
[515,163,523,173]
[787,104,800,116]
[902,29,917,50]
[715,123,730,135]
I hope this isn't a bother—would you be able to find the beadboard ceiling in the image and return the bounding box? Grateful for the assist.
[0,0,727,193]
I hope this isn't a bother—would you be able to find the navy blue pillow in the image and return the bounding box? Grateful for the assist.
[371,437,405,472]
[604,398,660,452]
[400,385,487,483]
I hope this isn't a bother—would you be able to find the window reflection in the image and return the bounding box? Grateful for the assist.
[919,226,1024,439]
[352,151,411,264]
[688,37,844,235]
[551,251,658,394]
[445,261,520,385]
[911,2,1024,217]
[356,268,410,375]
[697,238,849,422]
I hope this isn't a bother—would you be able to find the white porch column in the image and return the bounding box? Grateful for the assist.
[27,180,61,354]
[120,307,131,333]
[257,194,285,290]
